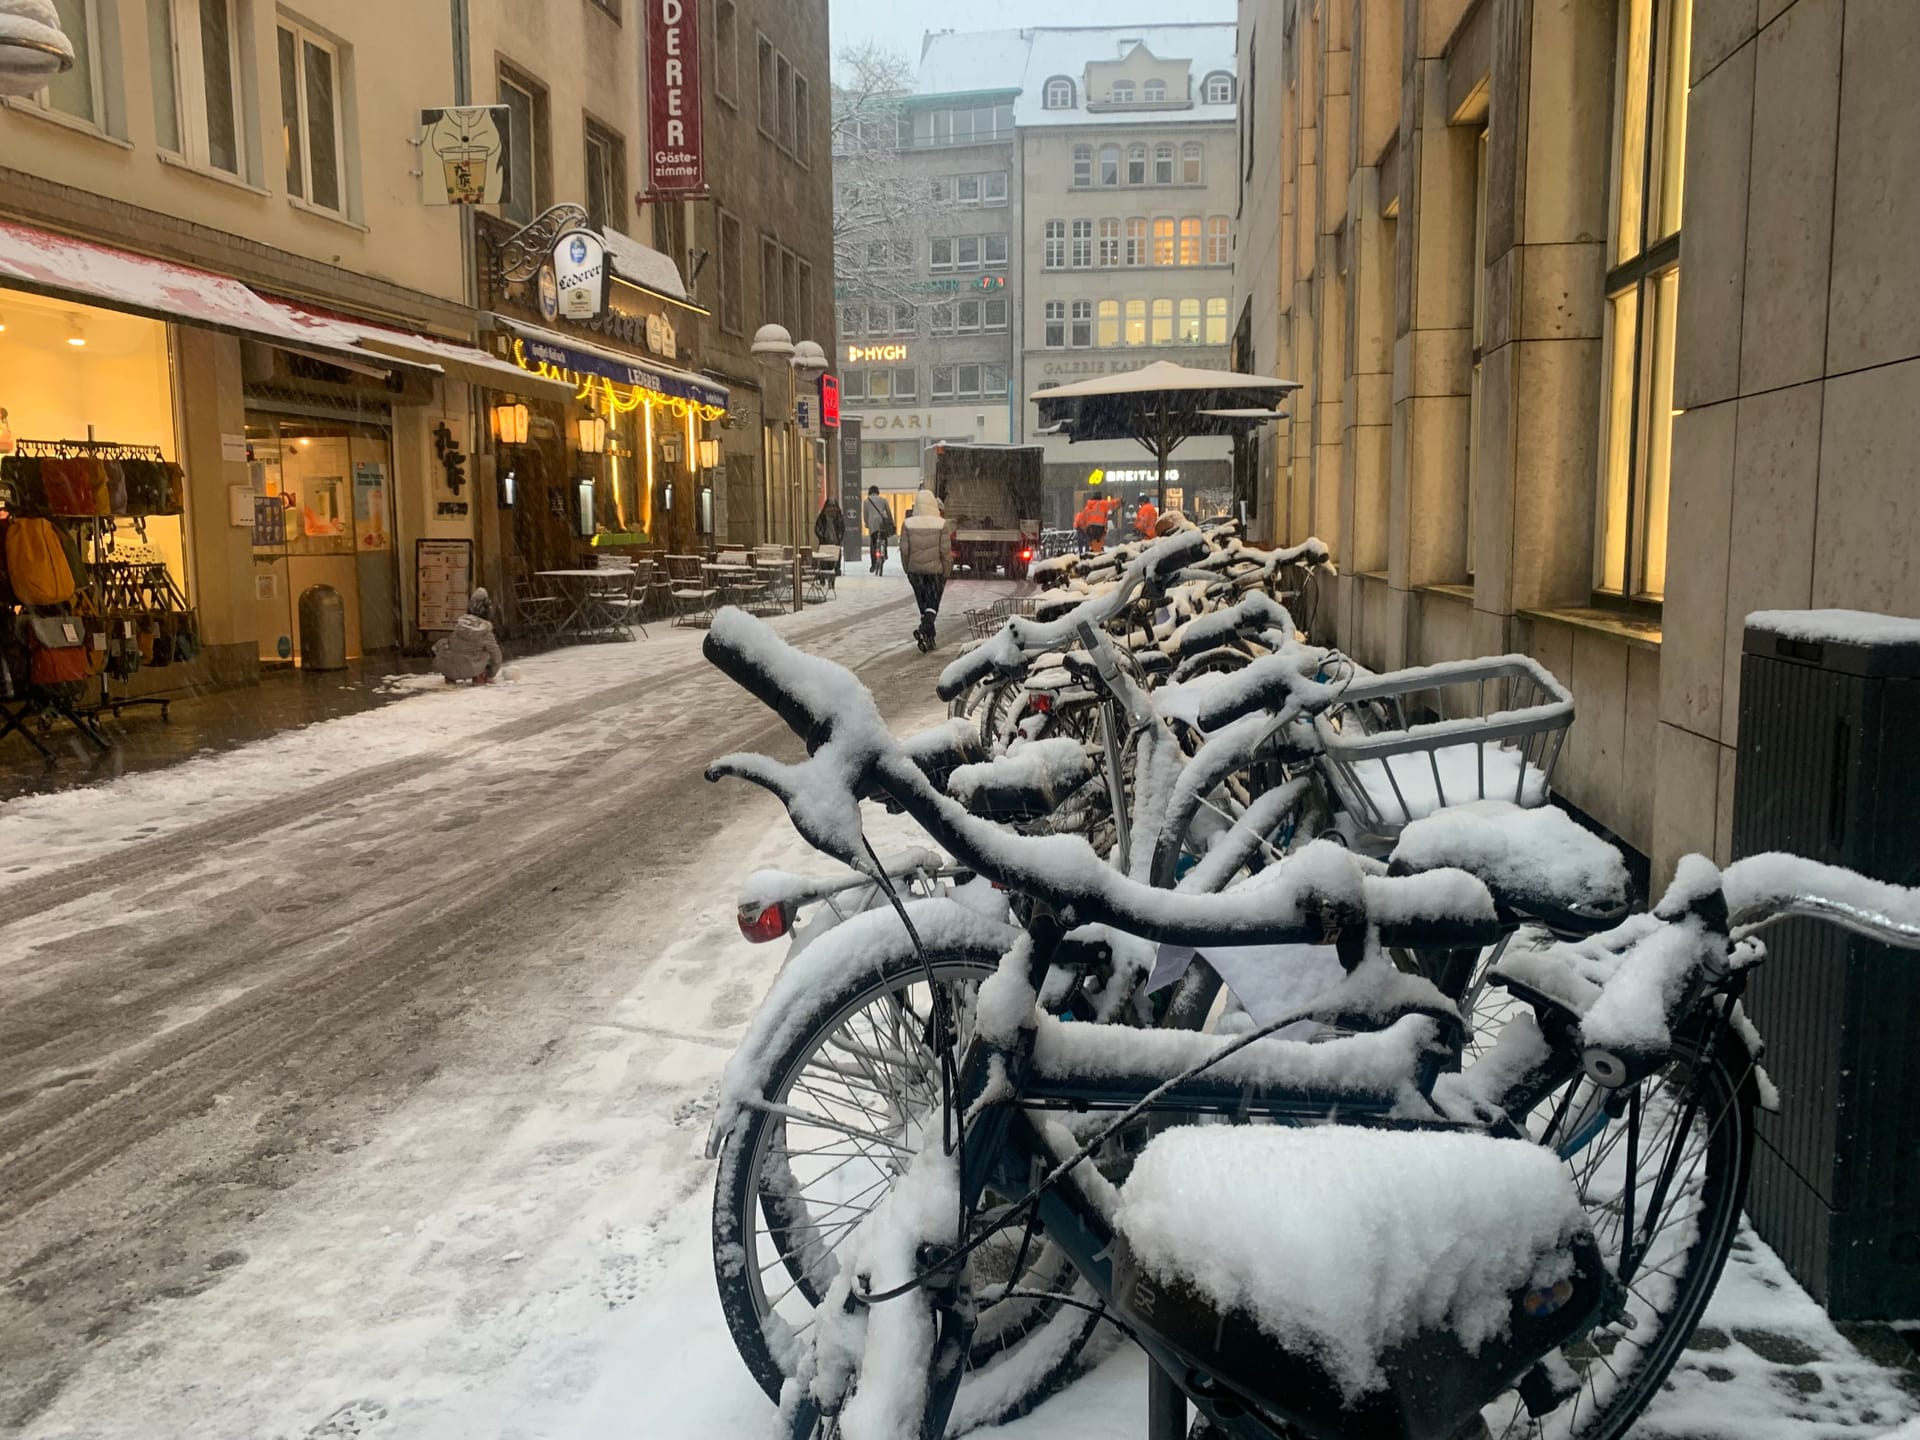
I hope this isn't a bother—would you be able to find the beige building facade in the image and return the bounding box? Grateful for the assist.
[1235,0,1920,884]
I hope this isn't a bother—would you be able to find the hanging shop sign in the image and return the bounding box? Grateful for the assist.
[536,264,560,322]
[645,0,706,194]
[419,106,510,205]
[508,334,728,415]
[818,374,841,430]
[552,230,610,321]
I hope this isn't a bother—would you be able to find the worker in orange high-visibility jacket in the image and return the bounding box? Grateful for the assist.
[1132,497,1159,541]
[1076,494,1112,554]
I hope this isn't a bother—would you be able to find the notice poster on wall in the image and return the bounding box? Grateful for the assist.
[416,538,472,633]
[354,461,390,550]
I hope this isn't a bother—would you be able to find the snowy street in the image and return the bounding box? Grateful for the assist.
[0,573,1915,1440]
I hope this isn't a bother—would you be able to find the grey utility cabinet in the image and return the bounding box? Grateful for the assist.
[1732,611,1920,1319]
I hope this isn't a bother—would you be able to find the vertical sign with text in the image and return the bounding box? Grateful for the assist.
[646,0,706,194]
[838,418,864,561]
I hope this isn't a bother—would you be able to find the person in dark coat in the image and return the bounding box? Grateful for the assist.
[814,499,846,573]
[862,485,894,575]
[433,587,504,684]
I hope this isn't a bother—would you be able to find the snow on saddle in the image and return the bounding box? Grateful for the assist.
[1111,1125,1610,1440]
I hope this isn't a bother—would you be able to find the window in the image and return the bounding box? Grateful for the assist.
[1145,79,1167,103]
[756,33,775,137]
[955,235,981,269]
[1072,145,1092,188]
[154,0,247,175]
[1206,215,1230,265]
[957,364,981,398]
[1125,217,1147,266]
[1596,0,1690,601]
[1070,218,1093,268]
[842,304,862,336]
[1152,216,1175,265]
[1182,143,1203,185]
[984,364,1007,396]
[843,370,866,401]
[795,75,811,165]
[1124,298,1147,345]
[1127,144,1147,185]
[1044,300,1067,348]
[894,302,916,334]
[776,53,793,150]
[868,304,890,334]
[1098,218,1121,267]
[868,368,891,400]
[1206,296,1228,345]
[1044,76,1075,109]
[1179,217,1202,266]
[276,22,345,213]
[1070,300,1093,348]
[984,171,1008,206]
[984,233,1008,268]
[1096,299,1120,347]
[715,1,738,105]
[1110,80,1134,103]
[932,366,955,399]
[929,303,954,333]
[1044,220,1066,269]
[928,175,949,204]
[33,0,102,126]
[1154,143,1175,184]
[498,69,547,224]
[984,297,1008,331]
[957,299,981,332]
[1098,144,1120,186]
[931,237,953,270]
[1204,72,1234,104]
[1151,297,1174,345]
[761,235,781,322]
[784,250,801,331]
[893,368,917,401]
[1178,298,1201,343]
[956,173,980,205]
[718,211,744,335]
[583,121,626,233]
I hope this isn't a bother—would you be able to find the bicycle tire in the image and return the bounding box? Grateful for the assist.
[1481,1037,1754,1440]
[713,953,1102,1427]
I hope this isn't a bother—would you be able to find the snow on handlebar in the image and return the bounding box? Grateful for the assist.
[701,607,1500,953]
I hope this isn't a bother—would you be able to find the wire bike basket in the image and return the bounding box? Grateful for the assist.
[1311,655,1573,845]
[965,594,1040,640]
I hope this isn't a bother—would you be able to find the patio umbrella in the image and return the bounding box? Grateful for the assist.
[1031,360,1301,507]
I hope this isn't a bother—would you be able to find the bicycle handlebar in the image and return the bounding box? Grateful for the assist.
[703,608,1501,953]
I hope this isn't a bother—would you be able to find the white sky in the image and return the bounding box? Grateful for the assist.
[829,0,1240,78]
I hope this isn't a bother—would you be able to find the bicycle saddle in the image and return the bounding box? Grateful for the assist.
[1110,1125,1611,1440]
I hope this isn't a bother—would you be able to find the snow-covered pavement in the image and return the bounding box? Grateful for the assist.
[1,573,1914,1440]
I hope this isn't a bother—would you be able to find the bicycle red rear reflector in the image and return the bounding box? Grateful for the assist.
[738,902,795,943]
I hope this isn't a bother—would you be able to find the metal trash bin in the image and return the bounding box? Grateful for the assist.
[1733,610,1920,1319]
[297,584,348,672]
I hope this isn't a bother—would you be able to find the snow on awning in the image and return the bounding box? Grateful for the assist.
[264,299,575,401]
[601,227,706,312]
[488,315,729,411]
[0,220,433,377]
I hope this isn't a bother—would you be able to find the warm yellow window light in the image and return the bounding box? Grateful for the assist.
[698,438,721,470]
[492,401,530,445]
[577,413,608,454]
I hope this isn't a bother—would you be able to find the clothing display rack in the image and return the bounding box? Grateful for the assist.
[1,436,192,763]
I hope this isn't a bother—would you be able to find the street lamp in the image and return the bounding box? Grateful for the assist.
[753,324,832,612]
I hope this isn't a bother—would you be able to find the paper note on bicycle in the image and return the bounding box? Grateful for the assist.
[1148,941,1345,1037]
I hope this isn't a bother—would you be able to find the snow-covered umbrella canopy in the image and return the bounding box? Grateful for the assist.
[1030,360,1301,505]
[0,0,75,97]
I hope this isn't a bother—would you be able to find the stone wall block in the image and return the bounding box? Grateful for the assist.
[1811,358,1920,615]
[1659,400,1737,736]
[1673,37,1754,409]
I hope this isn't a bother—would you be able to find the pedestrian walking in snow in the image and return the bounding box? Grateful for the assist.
[814,499,846,575]
[900,487,954,653]
[862,485,893,575]
[433,587,504,685]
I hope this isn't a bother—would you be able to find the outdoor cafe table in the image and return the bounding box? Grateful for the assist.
[704,561,761,611]
[535,567,635,642]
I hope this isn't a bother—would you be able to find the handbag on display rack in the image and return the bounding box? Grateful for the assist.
[27,612,91,687]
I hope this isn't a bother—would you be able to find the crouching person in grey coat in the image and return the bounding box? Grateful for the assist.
[433,587,504,685]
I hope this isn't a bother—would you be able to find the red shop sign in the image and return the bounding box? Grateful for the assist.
[818,374,841,429]
[646,0,706,194]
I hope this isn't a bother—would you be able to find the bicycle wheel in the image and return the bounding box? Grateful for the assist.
[1482,1039,1754,1440]
[713,953,1101,1426]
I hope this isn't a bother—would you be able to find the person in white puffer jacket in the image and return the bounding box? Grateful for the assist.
[432,588,504,684]
[899,487,954,652]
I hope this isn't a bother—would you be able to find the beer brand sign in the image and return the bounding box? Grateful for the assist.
[646,0,706,194]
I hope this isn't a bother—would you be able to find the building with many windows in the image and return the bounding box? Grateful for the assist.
[1235,0,1920,888]
[829,24,1237,530]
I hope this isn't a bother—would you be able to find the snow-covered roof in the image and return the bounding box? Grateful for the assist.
[602,226,687,302]
[915,25,1238,128]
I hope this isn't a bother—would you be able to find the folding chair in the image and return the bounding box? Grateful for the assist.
[665,555,718,627]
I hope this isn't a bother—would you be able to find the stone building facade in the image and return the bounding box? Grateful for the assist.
[1234,0,1919,884]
